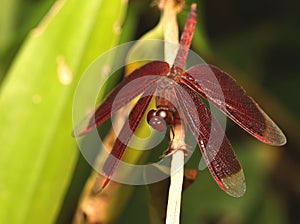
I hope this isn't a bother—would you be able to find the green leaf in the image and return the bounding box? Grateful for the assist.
[0,0,127,223]
[0,0,19,52]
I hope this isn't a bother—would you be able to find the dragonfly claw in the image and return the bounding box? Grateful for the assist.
[162,144,191,158]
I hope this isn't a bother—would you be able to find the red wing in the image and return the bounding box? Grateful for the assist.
[173,82,245,197]
[73,61,169,136]
[100,83,157,190]
[181,64,286,146]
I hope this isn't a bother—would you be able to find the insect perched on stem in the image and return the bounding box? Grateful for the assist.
[73,3,286,197]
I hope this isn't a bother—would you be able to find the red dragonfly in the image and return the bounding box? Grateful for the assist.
[73,4,286,197]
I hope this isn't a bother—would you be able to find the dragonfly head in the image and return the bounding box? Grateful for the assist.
[147,108,174,131]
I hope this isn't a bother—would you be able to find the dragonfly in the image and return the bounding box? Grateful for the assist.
[73,3,286,197]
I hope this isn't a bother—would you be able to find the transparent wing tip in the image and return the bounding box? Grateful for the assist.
[221,169,246,198]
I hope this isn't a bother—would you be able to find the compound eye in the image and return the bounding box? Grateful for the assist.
[156,109,173,125]
[147,109,157,124]
[147,109,173,131]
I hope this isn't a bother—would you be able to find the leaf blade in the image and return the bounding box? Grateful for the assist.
[0,0,127,223]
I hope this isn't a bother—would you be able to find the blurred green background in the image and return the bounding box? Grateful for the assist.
[0,0,299,223]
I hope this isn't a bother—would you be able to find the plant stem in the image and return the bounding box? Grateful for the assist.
[160,0,179,63]
[166,123,185,224]
[161,1,186,223]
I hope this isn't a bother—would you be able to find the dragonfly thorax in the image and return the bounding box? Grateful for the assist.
[147,108,174,131]
[168,66,183,81]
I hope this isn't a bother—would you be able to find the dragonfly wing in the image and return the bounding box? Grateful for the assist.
[100,83,157,190]
[173,83,245,197]
[182,64,286,146]
[73,61,169,136]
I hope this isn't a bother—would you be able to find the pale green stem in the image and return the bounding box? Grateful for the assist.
[161,1,185,224]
